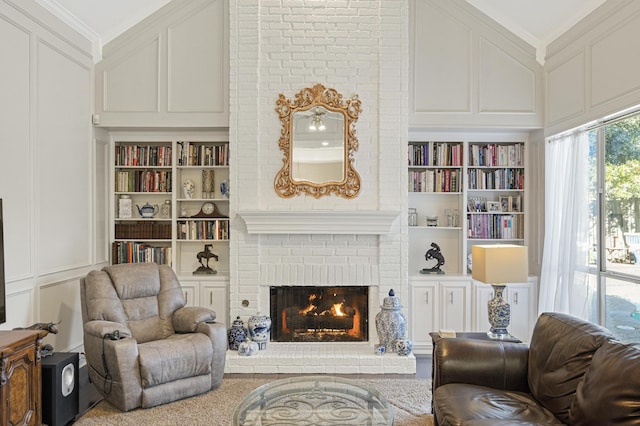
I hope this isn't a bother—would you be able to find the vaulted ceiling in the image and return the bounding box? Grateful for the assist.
[38,0,606,63]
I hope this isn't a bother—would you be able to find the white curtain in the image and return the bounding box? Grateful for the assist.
[539,131,595,318]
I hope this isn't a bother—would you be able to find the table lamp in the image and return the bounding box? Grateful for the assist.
[471,244,528,339]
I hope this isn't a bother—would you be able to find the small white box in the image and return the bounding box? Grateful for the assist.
[118,196,132,219]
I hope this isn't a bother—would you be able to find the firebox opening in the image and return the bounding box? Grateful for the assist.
[270,286,369,343]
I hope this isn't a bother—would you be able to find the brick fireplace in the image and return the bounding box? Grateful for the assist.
[226,1,412,374]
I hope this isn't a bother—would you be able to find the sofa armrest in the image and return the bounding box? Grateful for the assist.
[173,306,216,333]
[434,338,530,393]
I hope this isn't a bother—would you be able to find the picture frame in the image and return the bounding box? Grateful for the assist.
[499,196,510,212]
[486,201,501,212]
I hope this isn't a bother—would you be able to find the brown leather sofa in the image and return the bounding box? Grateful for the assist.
[433,312,640,425]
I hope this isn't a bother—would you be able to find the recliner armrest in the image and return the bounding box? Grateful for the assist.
[173,306,216,333]
[83,320,131,339]
[434,338,530,393]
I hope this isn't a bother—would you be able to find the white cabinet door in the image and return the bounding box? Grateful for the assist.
[440,281,471,331]
[201,283,228,325]
[473,283,494,333]
[507,280,537,343]
[181,282,199,307]
[409,282,438,352]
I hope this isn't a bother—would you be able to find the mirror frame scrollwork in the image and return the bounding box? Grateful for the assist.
[274,84,362,198]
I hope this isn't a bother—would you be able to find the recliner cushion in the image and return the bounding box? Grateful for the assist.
[569,340,640,425]
[527,312,614,424]
[104,264,184,343]
[138,333,212,388]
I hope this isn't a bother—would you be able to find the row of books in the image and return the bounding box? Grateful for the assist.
[467,168,524,190]
[115,171,172,193]
[177,219,230,240]
[115,222,171,239]
[115,145,172,167]
[409,169,460,193]
[468,143,524,167]
[112,241,171,265]
[177,142,229,166]
[408,142,463,167]
[467,214,523,239]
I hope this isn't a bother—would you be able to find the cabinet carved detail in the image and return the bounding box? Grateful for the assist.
[0,330,47,426]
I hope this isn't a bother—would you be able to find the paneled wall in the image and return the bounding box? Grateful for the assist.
[94,0,228,128]
[409,0,543,129]
[0,0,97,353]
[545,0,640,136]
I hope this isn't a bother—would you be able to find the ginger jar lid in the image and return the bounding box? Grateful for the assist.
[382,289,402,309]
[232,316,245,328]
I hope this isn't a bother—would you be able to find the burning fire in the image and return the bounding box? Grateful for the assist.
[331,303,345,316]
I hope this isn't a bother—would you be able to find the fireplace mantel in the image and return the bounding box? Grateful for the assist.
[238,210,399,234]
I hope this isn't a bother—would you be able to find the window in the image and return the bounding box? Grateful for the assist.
[587,112,640,342]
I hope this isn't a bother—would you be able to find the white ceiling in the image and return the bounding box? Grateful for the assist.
[39,0,607,63]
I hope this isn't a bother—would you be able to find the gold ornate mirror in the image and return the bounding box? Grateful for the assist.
[274,84,361,198]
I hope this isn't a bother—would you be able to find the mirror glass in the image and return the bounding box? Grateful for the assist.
[275,84,361,198]
[291,107,345,183]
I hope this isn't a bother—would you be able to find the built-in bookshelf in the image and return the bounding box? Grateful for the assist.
[111,135,230,278]
[408,135,527,276]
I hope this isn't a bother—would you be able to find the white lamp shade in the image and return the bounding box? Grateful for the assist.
[472,244,528,284]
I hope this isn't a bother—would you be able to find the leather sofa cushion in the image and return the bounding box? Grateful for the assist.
[434,383,563,426]
[570,340,640,425]
[138,333,212,388]
[527,312,613,423]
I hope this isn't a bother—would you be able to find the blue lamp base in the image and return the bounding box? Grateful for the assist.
[487,284,516,340]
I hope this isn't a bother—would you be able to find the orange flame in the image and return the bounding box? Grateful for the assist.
[332,303,345,316]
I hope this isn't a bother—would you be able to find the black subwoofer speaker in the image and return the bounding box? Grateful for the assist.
[41,352,79,426]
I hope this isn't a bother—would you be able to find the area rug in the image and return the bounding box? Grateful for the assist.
[74,377,434,425]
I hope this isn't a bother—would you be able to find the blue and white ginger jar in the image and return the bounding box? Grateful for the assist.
[375,289,407,353]
[395,337,413,356]
[227,316,248,351]
[248,312,271,350]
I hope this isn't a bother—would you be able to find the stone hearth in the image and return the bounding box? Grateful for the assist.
[224,343,416,374]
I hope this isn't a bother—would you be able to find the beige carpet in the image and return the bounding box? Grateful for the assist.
[75,377,434,425]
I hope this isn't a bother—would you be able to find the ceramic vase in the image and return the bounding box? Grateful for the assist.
[248,312,271,350]
[227,316,248,351]
[238,338,259,356]
[395,337,413,356]
[375,289,407,353]
[487,284,511,337]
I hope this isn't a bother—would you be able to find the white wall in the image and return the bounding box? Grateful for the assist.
[545,0,640,136]
[0,0,98,353]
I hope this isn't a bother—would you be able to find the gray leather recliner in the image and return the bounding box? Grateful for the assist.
[80,263,226,411]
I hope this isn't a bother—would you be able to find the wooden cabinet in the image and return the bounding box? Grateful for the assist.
[0,330,47,426]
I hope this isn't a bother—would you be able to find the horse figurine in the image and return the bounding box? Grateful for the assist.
[421,242,445,274]
[194,244,218,275]
[14,320,60,334]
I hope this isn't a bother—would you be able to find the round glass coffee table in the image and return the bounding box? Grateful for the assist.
[232,376,394,425]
